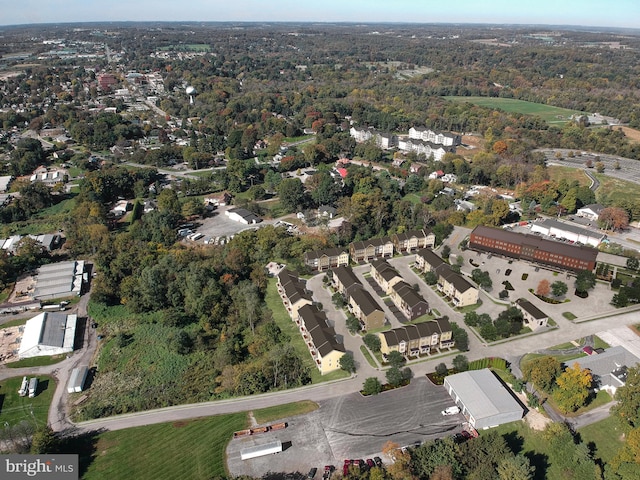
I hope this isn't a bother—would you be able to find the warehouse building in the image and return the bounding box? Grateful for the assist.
[18,312,77,359]
[444,369,525,429]
[529,219,606,247]
[33,260,86,300]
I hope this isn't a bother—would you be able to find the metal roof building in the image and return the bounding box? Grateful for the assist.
[18,312,77,359]
[444,369,525,429]
[33,260,85,300]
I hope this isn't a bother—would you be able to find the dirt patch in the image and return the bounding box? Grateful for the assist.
[0,325,22,364]
[617,126,640,144]
[172,420,190,428]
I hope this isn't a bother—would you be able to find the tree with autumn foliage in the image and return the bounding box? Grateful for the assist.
[598,207,629,232]
[522,356,562,394]
[382,440,415,480]
[554,362,593,413]
[536,279,551,297]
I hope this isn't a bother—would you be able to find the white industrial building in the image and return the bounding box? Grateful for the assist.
[225,207,262,225]
[444,369,525,429]
[67,366,89,393]
[530,218,606,247]
[240,440,283,460]
[33,260,86,300]
[18,312,77,359]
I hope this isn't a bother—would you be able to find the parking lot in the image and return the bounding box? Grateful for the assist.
[227,376,460,476]
[187,206,277,244]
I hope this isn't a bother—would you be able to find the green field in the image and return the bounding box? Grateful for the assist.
[548,165,592,187]
[594,173,640,206]
[0,375,55,427]
[79,413,246,479]
[578,416,624,466]
[443,96,585,124]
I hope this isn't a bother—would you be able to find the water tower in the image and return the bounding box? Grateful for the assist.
[186,85,196,105]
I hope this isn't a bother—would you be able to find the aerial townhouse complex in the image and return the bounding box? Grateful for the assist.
[331,266,386,331]
[378,318,455,358]
[469,225,598,272]
[276,269,345,374]
[370,259,430,320]
[415,248,479,308]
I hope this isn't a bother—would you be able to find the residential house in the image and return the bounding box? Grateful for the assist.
[398,138,451,162]
[332,265,362,296]
[569,346,640,395]
[455,199,477,212]
[392,229,436,254]
[304,248,350,272]
[415,248,446,273]
[349,127,396,149]
[378,318,454,357]
[348,286,386,331]
[204,191,233,207]
[318,205,337,219]
[469,225,598,272]
[389,281,430,320]
[576,204,606,222]
[277,269,313,319]
[442,173,458,183]
[514,298,548,330]
[297,304,345,375]
[350,237,394,263]
[436,265,479,308]
[370,258,403,294]
[0,175,13,193]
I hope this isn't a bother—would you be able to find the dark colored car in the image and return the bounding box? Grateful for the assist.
[307,468,317,479]
[366,459,375,468]
[373,457,382,467]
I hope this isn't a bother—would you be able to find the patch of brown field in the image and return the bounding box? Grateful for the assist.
[172,420,191,428]
[617,126,640,144]
[628,324,640,336]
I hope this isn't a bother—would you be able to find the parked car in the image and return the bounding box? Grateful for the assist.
[307,468,317,479]
[441,406,460,416]
[373,457,382,467]
[366,459,375,469]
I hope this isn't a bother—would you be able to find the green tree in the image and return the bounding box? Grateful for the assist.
[575,270,596,294]
[451,322,469,351]
[435,363,448,376]
[157,188,181,216]
[363,333,381,352]
[612,366,640,429]
[497,455,534,480]
[362,377,383,395]
[346,315,361,334]
[625,257,640,272]
[412,437,462,479]
[424,270,438,285]
[453,354,469,372]
[386,366,404,387]
[339,352,356,374]
[278,178,307,213]
[386,350,406,369]
[522,356,562,393]
[30,425,58,454]
[441,245,451,259]
[551,281,569,297]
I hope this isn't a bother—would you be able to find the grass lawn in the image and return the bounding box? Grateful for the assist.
[593,335,610,350]
[547,165,592,187]
[265,278,348,384]
[0,317,27,329]
[252,400,318,424]
[78,413,247,480]
[402,193,423,205]
[360,345,377,368]
[0,375,55,427]
[6,354,66,368]
[562,312,577,320]
[1,194,77,235]
[443,96,585,124]
[595,174,640,206]
[578,416,625,466]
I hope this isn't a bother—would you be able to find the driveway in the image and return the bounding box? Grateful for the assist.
[226,376,460,476]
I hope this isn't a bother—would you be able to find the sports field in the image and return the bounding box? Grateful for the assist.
[443,96,585,124]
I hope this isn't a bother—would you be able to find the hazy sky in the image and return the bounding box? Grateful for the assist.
[2,0,638,28]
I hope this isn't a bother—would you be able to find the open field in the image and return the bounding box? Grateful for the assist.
[578,416,625,466]
[617,126,640,144]
[78,413,246,480]
[0,375,55,427]
[548,165,592,187]
[594,173,640,205]
[443,96,585,124]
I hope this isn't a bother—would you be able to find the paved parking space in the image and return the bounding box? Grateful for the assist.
[226,377,460,476]
[596,326,640,358]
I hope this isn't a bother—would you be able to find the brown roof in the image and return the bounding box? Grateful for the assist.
[470,225,598,264]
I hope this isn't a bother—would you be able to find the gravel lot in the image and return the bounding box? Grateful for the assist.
[227,376,460,476]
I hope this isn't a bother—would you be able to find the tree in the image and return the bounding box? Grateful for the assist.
[522,356,562,393]
[386,366,405,387]
[609,427,640,478]
[362,377,383,395]
[157,188,181,216]
[551,280,569,297]
[536,279,551,297]
[575,270,596,294]
[363,333,381,352]
[386,350,406,369]
[626,257,640,272]
[339,353,356,374]
[451,322,469,351]
[30,426,58,454]
[441,245,451,259]
[471,268,493,290]
[497,455,535,480]
[424,270,438,285]
[598,207,629,231]
[453,354,469,372]
[554,362,593,413]
[435,363,448,376]
[612,366,640,429]
[382,441,412,480]
[278,178,307,213]
[345,315,361,334]
[595,161,605,173]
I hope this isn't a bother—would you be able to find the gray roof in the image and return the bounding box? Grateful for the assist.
[416,248,446,269]
[349,286,383,316]
[536,218,606,239]
[570,346,640,387]
[445,369,524,422]
[392,281,428,309]
[40,312,69,347]
[333,266,361,290]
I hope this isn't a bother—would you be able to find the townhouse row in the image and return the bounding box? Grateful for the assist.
[378,317,455,358]
[276,269,345,375]
[370,259,430,321]
[304,229,435,271]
